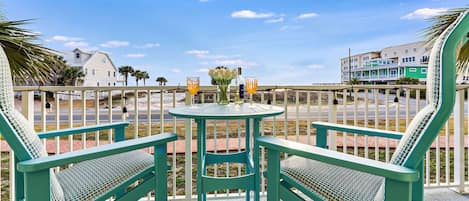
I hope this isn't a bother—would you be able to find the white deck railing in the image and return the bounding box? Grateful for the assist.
[2,84,469,200]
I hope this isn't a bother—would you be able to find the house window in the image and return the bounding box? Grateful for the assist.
[92,69,96,75]
[113,72,116,77]
[393,52,397,56]
[402,58,405,63]
[409,68,417,73]
[412,57,415,62]
[108,82,110,86]
[114,82,116,86]
[421,68,427,74]
[413,48,417,52]
[108,71,111,77]
[97,82,100,86]
[405,49,408,54]
[85,68,88,75]
[75,52,80,59]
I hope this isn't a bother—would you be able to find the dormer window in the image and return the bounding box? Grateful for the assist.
[75,52,80,59]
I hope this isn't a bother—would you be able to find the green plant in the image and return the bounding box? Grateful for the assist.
[156,76,168,86]
[0,20,65,84]
[425,7,469,73]
[118,65,134,86]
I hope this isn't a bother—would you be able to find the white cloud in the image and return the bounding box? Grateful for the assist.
[125,53,145,58]
[170,68,182,73]
[401,8,447,20]
[231,10,274,19]
[135,43,160,48]
[64,41,89,49]
[197,68,210,73]
[265,17,284,24]
[100,40,130,48]
[50,35,83,42]
[296,12,319,20]
[307,64,324,69]
[214,59,258,67]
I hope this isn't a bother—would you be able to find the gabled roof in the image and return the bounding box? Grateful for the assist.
[63,48,117,71]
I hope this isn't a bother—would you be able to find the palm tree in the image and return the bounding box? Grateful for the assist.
[57,66,85,86]
[141,71,150,86]
[118,65,134,86]
[425,7,469,73]
[348,78,360,85]
[132,70,145,86]
[156,77,168,86]
[0,19,65,84]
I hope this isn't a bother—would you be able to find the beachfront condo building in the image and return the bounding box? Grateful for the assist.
[64,48,123,86]
[340,41,430,84]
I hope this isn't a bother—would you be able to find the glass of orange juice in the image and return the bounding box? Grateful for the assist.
[245,77,258,107]
[187,76,200,107]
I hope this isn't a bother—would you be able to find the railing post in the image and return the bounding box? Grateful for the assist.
[453,89,465,193]
[184,92,193,199]
[328,91,337,150]
[21,91,34,123]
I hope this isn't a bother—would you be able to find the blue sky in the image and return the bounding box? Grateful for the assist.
[2,0,467,85]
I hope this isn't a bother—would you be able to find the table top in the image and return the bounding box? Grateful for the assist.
[168,103,284,120]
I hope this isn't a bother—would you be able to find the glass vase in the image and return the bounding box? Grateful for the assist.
[217,84,230,105]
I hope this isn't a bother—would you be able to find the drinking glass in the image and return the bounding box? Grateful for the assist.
[187,76,200,107]
[245,77,258,107]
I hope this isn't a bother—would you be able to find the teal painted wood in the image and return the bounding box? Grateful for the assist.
[267,149,280,201]
[37,122,129,139]
[315,127,327,148]
[257,136,418,182]
[14,157,24,201]
[201,174,255,192]
[116,178,154,201]
[385,179,411,201]
[0,110,33,161]
[403,12,469,169]
[155,145,168,201]
[95,167,154,201]
[412,161,424,201]
[169,103,284,201]
[312,122,404,140]
[280,174,325,200]
[253,118,261,201]
[168,103,284,120]
[195,119,206,201]
[279,182,304,201]
[245,118,251,201]
[24,169,50,201]
[17,133,177,172]
[205,152,247,164]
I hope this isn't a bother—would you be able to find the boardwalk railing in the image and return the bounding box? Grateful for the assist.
[1,84,468,200]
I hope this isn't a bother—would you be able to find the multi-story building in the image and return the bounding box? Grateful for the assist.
[64,48,123,86]
[341,41,430,84]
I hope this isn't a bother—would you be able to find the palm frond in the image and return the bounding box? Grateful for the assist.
[424,7,469,73]
[0,19,65,85]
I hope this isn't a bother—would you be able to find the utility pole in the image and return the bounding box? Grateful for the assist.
[348,48,351,84]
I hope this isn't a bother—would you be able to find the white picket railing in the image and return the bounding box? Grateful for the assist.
[1,84,468,200]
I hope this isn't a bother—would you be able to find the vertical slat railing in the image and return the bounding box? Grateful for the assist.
[5,85,469,200]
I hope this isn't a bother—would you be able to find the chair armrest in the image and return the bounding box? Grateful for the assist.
[18,133,177,173]
[37,122,129,139]
[257,136,418,182]
[312,121,404,139]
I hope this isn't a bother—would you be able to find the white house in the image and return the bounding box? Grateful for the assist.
[64,48,122,86]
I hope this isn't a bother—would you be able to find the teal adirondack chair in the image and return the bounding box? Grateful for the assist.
[0,46,177,200]
[258,11,469,201]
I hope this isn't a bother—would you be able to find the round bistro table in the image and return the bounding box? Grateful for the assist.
[169,103,284,201]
